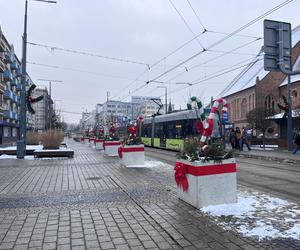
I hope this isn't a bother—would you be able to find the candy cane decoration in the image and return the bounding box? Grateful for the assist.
[200,98,228,144]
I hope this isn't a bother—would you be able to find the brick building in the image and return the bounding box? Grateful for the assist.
[220,25,300,146]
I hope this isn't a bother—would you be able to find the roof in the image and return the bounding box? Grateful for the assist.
[220,25,300,98]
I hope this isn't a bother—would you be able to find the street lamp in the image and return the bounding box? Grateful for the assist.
[17,0,57,159]
[176,82,192,97]
[157,86,167,114]
[38,79,62,130]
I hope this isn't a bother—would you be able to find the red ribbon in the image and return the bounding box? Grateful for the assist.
[174,162,189,191]
[121,147,144,152]
[118,147,122,158]
[174,161,236,192]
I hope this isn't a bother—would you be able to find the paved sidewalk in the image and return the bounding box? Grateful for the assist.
[0,140,299,250]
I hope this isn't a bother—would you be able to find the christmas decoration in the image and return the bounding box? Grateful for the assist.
[105,123,119,141]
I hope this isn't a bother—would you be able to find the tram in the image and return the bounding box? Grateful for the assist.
[140,108,217,151]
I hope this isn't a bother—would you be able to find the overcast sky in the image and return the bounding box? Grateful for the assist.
[1,0,299,123]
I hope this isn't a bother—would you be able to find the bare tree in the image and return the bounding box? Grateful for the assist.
[246,107,275,147]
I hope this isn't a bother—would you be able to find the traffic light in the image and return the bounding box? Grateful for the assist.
[27,84,44,114]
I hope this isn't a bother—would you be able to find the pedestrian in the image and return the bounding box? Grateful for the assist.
[229,128,235,149]
[292,130,300,155]
[241,127,251,151]
[235,127,241,150]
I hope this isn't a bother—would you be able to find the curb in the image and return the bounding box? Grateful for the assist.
[233,152,300,164]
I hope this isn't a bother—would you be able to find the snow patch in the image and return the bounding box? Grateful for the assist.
[200,189,300,240]
[125,160,166,168]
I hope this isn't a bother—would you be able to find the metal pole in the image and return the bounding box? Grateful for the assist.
[287,74,292,151]
[17,0,28,159]
[49,81,52,130]
[165,88,167,114]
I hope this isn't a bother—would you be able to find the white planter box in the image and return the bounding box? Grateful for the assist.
[104,141,121,156]
[89,138,95,147]
[95,139,104,150]
[119,144,144,166]
[175,158,237,208]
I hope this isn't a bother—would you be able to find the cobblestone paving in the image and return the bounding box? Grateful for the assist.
[0,140,299,249]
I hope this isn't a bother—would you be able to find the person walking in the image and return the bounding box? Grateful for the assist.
[241,127,251,151]
[229,128,235,149]
[292,130,300,155]
[235,127,241,150]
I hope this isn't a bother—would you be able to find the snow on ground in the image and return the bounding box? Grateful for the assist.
[126,160,166,168]
[0,145,43,150]
[0,155,35,160]
[200,189,300,240]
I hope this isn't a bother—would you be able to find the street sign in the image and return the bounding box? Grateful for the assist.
[264,19,291,72]
[221,112,228,124]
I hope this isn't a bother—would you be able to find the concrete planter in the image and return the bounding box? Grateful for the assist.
[104,141,121,156]
[175,158,237,208]
[119,144,144,166]
[89,138,96,147]
[84,137,89,144]
[95,139,104,150]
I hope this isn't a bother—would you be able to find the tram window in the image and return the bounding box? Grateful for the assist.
[142,124,151,137]
[183,120,193,137]
[154,123,164,138]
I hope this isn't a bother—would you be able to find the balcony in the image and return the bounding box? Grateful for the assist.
[11,78,18,86]
[16,83,22,91]
[3,69,13,82]
[11,94,19,104]
[4,52,13,63]
[11,60,18,70]
[16,67,22,77]
[4,110,12,119]
[12,111,18,121]
[0,37,5,52]
[4,89,13,100]
[0,60,5,72]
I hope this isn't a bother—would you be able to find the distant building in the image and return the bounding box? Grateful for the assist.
[32,88,54,131]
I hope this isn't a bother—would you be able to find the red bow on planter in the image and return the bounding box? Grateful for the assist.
[174,162,188,191]
[118,147,122,159]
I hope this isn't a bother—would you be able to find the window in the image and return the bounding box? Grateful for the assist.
[292,90,298,99]
[4,127,10,137]
[241,98,247,117]
[249,95,251,110]
[264,95,275,109]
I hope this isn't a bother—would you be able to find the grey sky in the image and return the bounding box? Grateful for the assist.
[1,0,299,123]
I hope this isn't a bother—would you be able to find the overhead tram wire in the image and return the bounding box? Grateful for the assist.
[27,61,146,83]
[110,28,208,100]
[146,0,293,85]
[166,37,262,83]
[168,0,205,49]
[144,53,263,97]
[157,57,264,99]
[27,42,149,67]
[186,0,207,31]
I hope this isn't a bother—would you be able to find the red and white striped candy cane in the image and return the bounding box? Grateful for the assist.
[200,98,228,143]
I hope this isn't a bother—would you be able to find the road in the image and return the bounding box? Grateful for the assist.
[145,147,300,204]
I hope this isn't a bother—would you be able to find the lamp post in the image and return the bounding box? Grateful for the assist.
[157,86,167,114]
[38,79,62,130]
[176,82,192,97]
[17,0,57,159]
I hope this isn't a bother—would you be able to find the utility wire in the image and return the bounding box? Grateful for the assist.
[186,0,206,31]
[27,61,145,82]
[27,41,149,66]
[147,0,293,84]
[166,37,262,83]
[168,0,205,49]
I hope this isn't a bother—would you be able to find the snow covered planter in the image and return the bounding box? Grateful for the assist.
[175,158,237,208]
[104,141,121,156]
[118,144,144,166]
[95,139,104,150]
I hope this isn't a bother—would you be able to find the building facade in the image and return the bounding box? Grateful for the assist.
[220,25,300,145]
[32,88,54,131]
[0,28,21,144]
